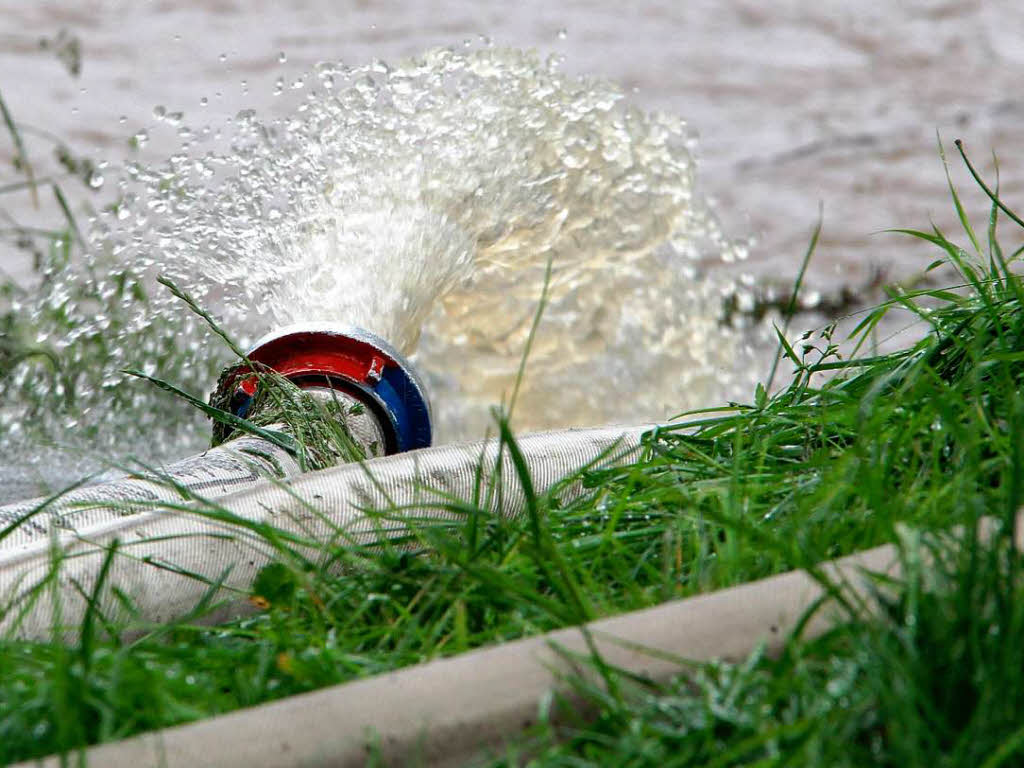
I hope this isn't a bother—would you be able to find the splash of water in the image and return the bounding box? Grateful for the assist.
[1,46,772,498]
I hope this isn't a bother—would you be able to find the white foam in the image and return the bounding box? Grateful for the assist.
[1,46,773,494]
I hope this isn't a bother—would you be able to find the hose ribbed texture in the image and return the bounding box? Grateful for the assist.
[0,424,652,639]
[0,435,303,549]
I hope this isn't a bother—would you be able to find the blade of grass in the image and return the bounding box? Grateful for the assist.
[766,206,822,391]
[122,368,297,456]
[0,89,38,207]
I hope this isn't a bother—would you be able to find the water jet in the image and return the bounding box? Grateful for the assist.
[216,323,432,456]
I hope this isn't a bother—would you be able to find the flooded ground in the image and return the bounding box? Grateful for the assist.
[3,0,1022,289]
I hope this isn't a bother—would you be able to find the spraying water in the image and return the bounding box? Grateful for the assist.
[0,46,773,499]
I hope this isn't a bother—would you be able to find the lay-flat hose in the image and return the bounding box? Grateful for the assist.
[0,435,304,550]
[0,424,654,639]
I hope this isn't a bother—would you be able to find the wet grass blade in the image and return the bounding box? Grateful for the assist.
[156,275,248,359]
[51,183,84,247]
[122,368,297,456]
[956,139,1024,231]
[938,133,983,257]
[766,207,821,391]
[0,89,38,207]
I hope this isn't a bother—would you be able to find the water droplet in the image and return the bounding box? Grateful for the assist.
[557,28,568,40]
[153,105,166,120]
[278,51,287,63]
[801,290,822,309]
[199,97,208,107]
[2,46,771,504]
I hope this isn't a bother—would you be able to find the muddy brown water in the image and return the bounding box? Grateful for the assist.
[2,0,1021,290]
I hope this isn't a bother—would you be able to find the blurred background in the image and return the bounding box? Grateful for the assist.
[2,0,1022,292]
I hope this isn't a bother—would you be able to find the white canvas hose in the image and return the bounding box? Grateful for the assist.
[0,424,654,639]
[0,434,304,550]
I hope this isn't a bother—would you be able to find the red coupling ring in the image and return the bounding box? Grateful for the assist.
[217,323,432,455]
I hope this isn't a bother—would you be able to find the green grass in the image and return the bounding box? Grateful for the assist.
[478,143,1024,767]
[4,102,1024,767]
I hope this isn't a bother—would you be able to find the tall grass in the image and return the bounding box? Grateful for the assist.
[482,141,1024,766]
[3,123,1024,767]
